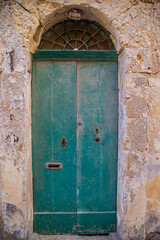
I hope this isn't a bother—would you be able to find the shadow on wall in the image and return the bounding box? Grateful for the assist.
[145,232,160,240]
[1,203,24,240]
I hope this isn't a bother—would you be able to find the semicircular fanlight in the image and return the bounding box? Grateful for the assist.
[38,20,115,51]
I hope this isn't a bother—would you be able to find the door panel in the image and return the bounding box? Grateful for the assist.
[32,59,118,235]
[77,62,118,234]
[32,61,77,234]
[77,213,116,234]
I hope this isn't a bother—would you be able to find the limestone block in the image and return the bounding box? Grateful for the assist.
[126,152,147,178]
[126,96,147,118]
[147,176,160,201]
[153,3,160,51]
[125,73,148,98]
[148,73,160,182]
[0,2,23,52]
[125,118,148,152]
[112,2,153,48]
[145,199,160,236]
[0,1,39,52]
[126,48,159,74]
[3,203,24,239]
[12,0,40,19]
[122,174,147,239]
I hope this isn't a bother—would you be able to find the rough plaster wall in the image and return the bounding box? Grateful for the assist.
[0,2,34,238]
[146,3,160,238]
[0,47,32,239]
[0,0,159,239]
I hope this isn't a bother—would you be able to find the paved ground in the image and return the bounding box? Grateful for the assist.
[31,233,118,240]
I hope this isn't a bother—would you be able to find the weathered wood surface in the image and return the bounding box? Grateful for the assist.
[32,55,118,234]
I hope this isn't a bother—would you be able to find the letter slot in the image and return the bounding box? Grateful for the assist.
[45,162,63,170]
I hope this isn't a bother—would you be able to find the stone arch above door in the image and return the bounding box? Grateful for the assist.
[31,5,121,53]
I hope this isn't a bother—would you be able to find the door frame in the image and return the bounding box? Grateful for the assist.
[32,49,118,234]
[32,50,118,61]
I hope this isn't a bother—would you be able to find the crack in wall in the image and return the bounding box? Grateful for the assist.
[13,0,32,15]
[110,7,132,25]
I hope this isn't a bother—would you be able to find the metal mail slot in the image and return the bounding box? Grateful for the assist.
[45,162,63,170]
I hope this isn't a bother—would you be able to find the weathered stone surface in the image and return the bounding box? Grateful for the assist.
[126,96,147,118]
[4,203,24,239]
[126,48,159,74]
[0,0,160,240]
[125,118,148,152]
[31,233,118,240]
[112,2,153,49]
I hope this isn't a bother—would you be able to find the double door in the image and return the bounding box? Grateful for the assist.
[32,57,118,235]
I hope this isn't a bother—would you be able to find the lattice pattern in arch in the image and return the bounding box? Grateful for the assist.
[38,20,115,50]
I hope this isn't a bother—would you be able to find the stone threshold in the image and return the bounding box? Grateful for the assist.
[31,233,118,240]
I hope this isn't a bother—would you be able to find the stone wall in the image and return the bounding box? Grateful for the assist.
[0,0,159,239]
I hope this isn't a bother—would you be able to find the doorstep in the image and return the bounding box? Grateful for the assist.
[31,233,119,240]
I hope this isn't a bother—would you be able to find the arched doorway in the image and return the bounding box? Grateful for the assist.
[32,19,118,235]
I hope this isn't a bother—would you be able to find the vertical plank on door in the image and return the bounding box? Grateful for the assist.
[32,61,77,234]
[77,61,118,234]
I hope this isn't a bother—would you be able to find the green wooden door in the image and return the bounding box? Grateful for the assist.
[32,51,118,235]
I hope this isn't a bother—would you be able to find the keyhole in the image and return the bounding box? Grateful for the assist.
[95,137,100,143]
[95,128,100,142]
[96,128,99,134]
[61,137,67,148]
